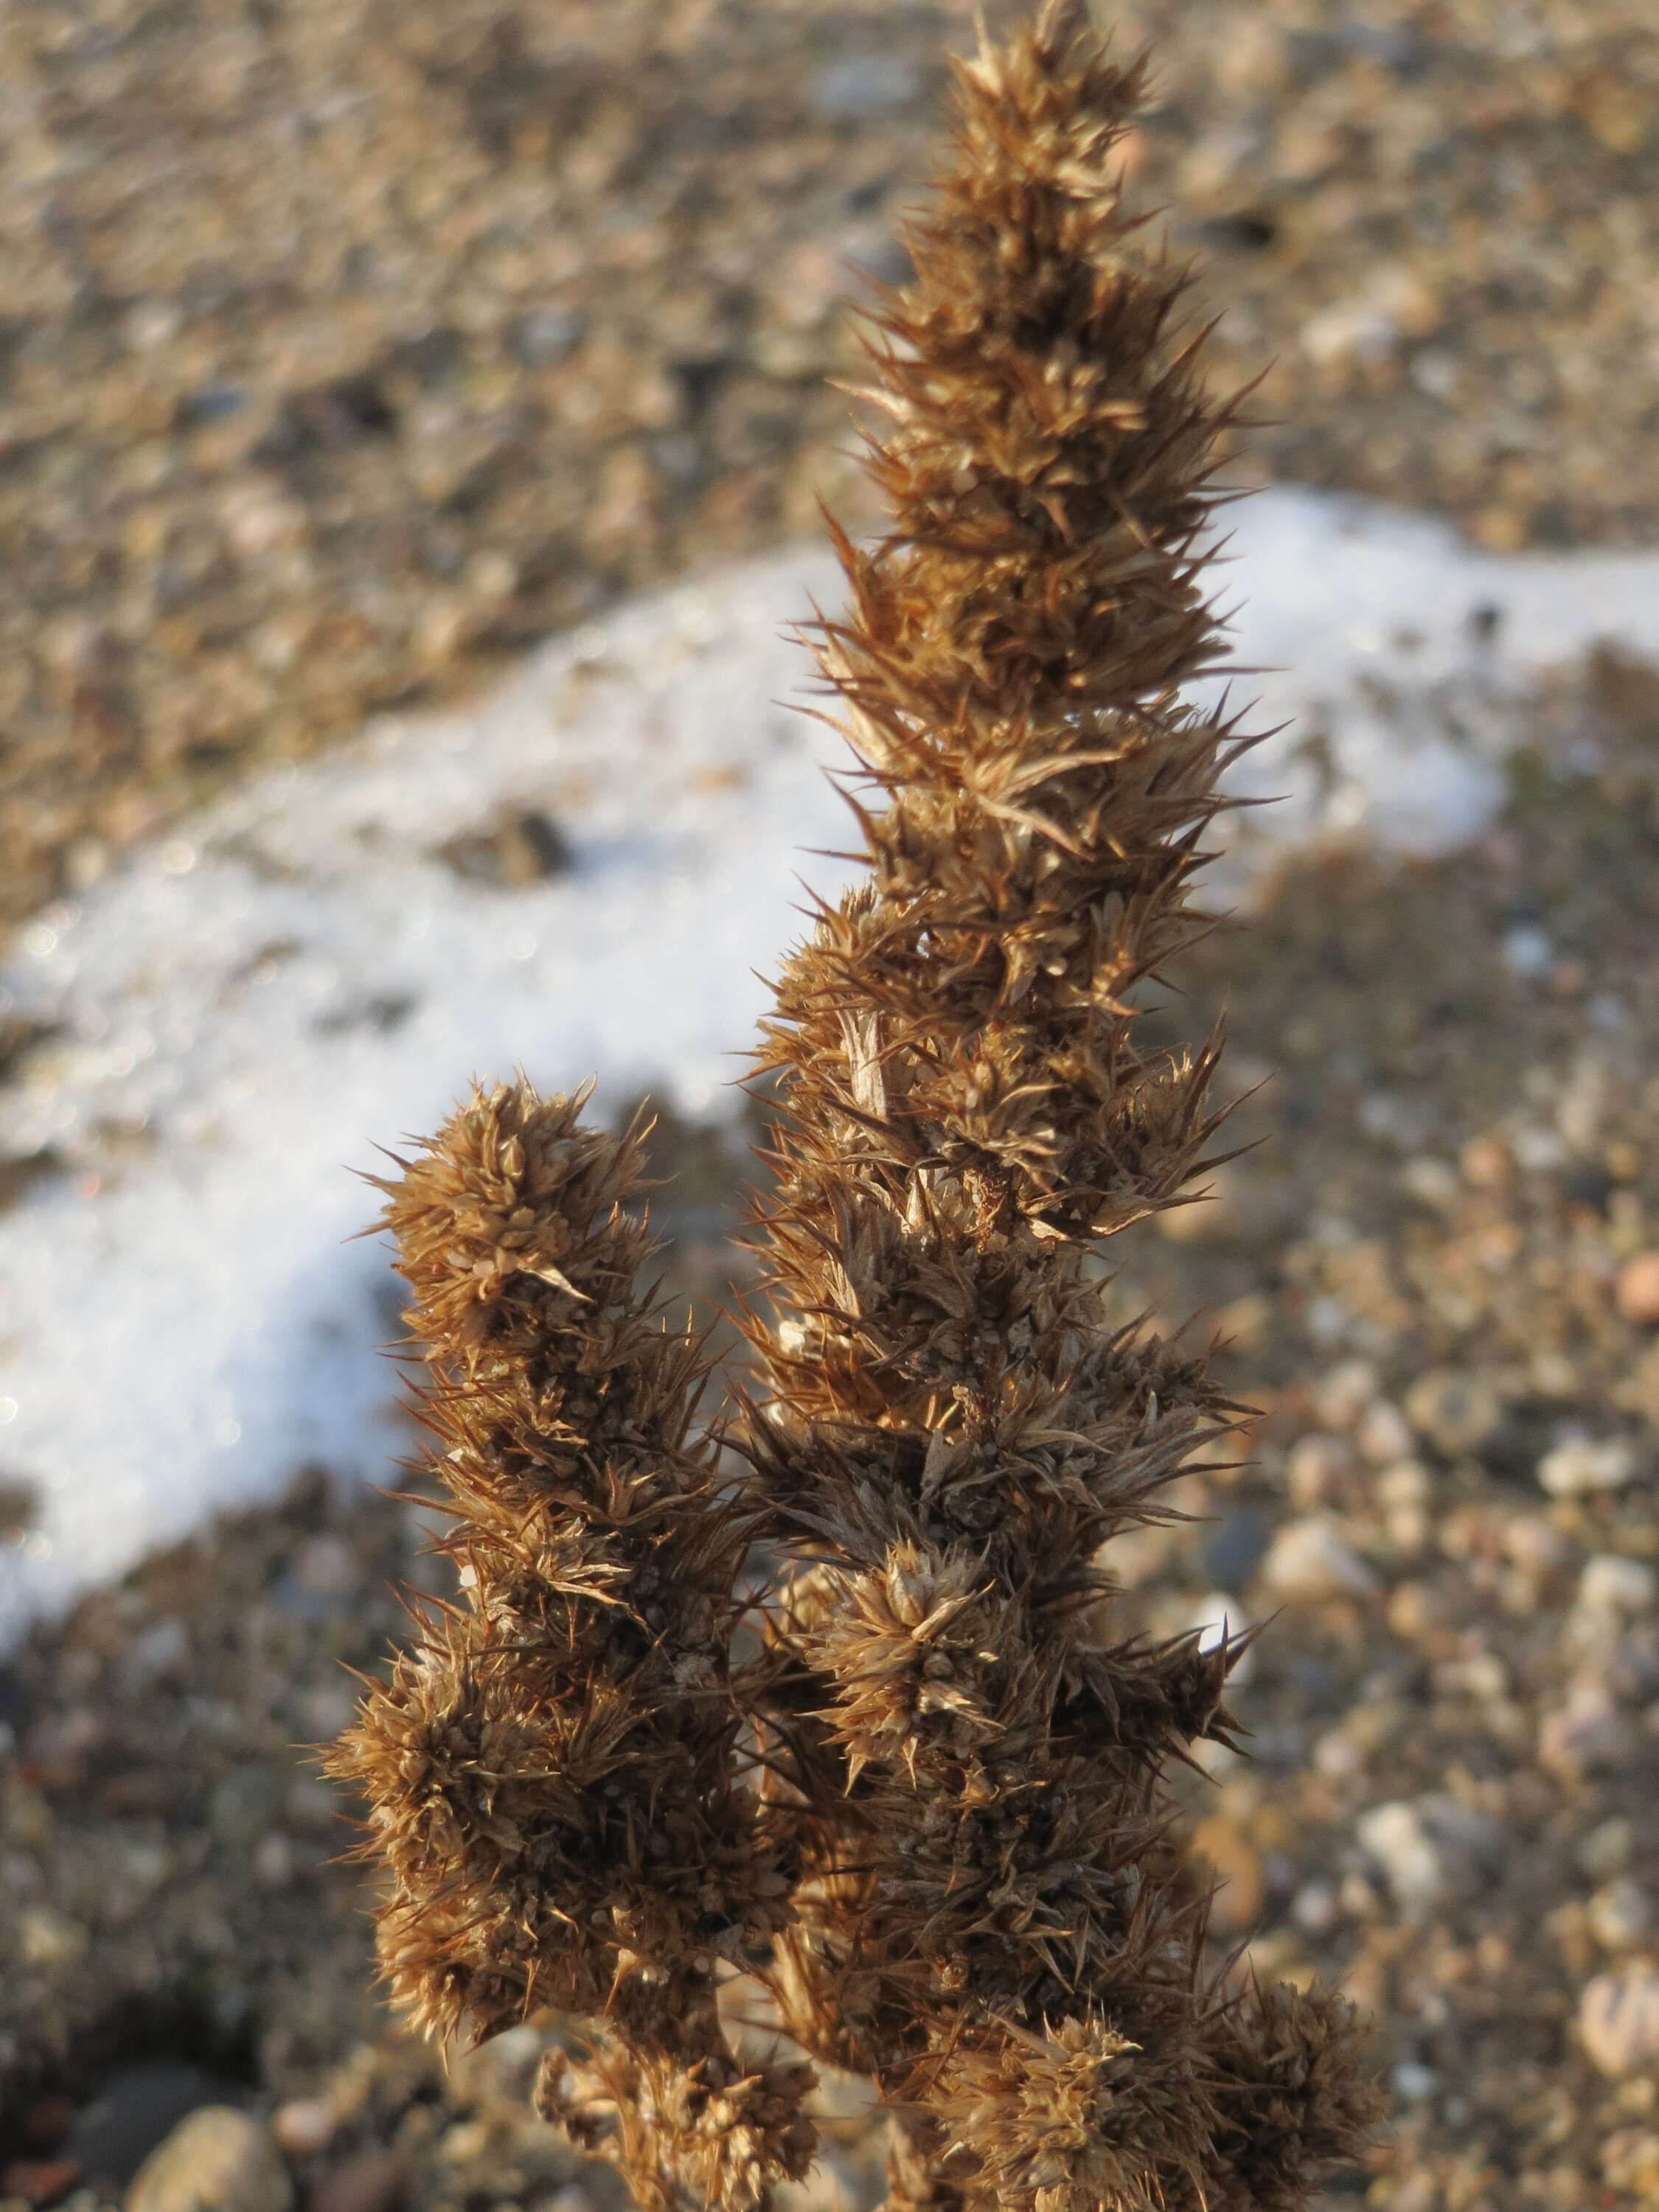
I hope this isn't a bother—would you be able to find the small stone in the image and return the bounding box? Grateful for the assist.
[1601,2131,1659,2196]
[1587,1877,1653,1951]
[1300,296,1399,369]
[1292,1880,1342,1935]
[1578,1818,1636,1880]
[1190,1813,1265,1933]
[1284,1434,1353,1509]
[1539,1680,1638,1778]
[18,1907,86,1972]
[1,2160,81,2206]
[1260,1516,1378,1604]
[1579,1962,1659,2079]
[1400,1156,1458,1209]
[1355,1399,1413,1466]
[1539,1434,1638,1498]
[1459,1135,1514,1189]
[1503,1513,1572,1578]
[438,810,571,889]
[1405,1369,1503,1458]
[1377,1456,1431,1514]
[1616,1253,1659,1326]
[1392,2061,1439,2104]
[1356,1795,1498,1919]
[1576,1554,1658,1621]
[1356,1801,1447,1918]
[1312,1726,1365,1782]
[292,1535,360,1599]
[126,2110,291,2212]
[511,308,585,366]
[252,1833,296,1888]
[272,2101,335,2158]
[128,1617,189,1679]
[1313,1360,1378,1430]
[448,2022,546,2105]
[310,2152,403,2212]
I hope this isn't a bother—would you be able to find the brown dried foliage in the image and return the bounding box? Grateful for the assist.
[332,9,1381,2210]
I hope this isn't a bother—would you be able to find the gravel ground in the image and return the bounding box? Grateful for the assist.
[4,0,1658,927]
[7,2,1659,2207]
[6,652,1659,2210]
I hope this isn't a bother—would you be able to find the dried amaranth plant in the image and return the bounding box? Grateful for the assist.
[331,9,1381,2211]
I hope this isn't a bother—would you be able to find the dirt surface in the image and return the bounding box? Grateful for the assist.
[4,0,1658,928]
[5,652,1659,2210]
[7,3,1659,2207]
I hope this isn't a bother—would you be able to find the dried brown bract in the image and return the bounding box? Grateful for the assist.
[335,7,1380,2208]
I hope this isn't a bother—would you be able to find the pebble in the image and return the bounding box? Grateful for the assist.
[1189,1812,1265,1933]
[1313,1359,1379,1430]
[1579,1962,1659,2080]
[1502,1512,1573,1579]
[1538,1680,1638,1778]
[1587,1877,1653,1951]
[1601,2131,1659,2197]
[1284,1433,1352,1509]
[126,2110,291,2212]
[1393,2060,1439,2104]
[310,2151,403,2212]
[1459,1135,1515,1190]
[0,2161,82,2206]
[1405,1369,1503,1458]
[1578,1818,1636,1881]
[1292,1879,1342,1935]
[1355,1399,1413,1467]
[1615,1252,1659,1326]
[1260,1516,1379,1603]
[18,1907,86,1972]
[291,1534,362,1599]
[1355,1794,1498,1920]
[1538,1435,1638,1498]
[448,2023,548,2106]
[252,1833,296,1888]
[1575,1554,1658,1622]
[272,2101,336,2158]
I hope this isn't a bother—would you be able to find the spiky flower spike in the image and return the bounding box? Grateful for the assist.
[327,1084,815,2212]
[736,6,1379,2210]
[335,11,1378,2212]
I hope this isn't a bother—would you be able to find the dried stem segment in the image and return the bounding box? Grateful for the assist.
[737,8,1377,2209]
[328,1083,813,2212]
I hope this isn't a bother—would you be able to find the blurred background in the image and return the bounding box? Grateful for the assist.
[2,4,1659,2211]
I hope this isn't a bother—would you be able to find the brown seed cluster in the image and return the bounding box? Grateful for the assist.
[334,10,1380,2210]
[327,1086,815,2212]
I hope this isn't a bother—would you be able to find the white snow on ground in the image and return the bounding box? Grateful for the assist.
[4,484,1659,1639]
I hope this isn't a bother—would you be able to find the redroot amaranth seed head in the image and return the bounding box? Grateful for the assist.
[333,10,1380,2211]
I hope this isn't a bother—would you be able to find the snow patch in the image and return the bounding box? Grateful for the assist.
[4,487,1659,1638]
